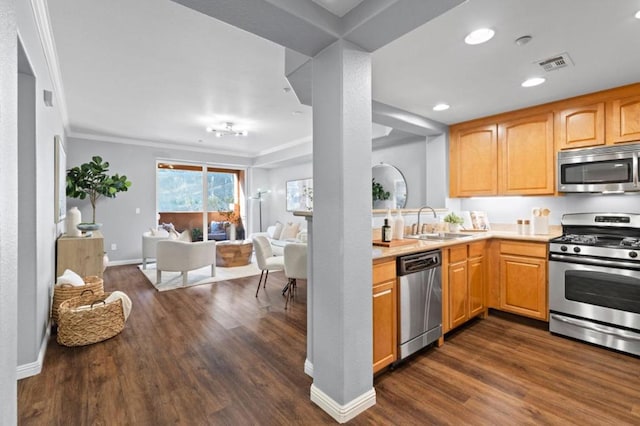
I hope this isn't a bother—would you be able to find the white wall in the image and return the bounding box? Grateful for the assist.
[460,193,640,226]
[14,0,66,381]
[0,0,18,420]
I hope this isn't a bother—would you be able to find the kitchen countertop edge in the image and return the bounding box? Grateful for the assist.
[372,231,561,261]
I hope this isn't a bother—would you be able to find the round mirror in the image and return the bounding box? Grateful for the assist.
[372,163,407,209]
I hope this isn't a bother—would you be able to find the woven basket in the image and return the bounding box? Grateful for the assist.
[56,291,125,347]
[51,276,104,324]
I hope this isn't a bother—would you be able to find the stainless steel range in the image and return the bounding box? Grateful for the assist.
[549,213,640,356]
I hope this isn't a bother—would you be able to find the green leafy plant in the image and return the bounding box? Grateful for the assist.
[66,156,132,223]
[372,178,390,202]
[443,212,465,225]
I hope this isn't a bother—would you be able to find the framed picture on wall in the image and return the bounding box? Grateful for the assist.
[54,135,66,222]
[286,178,313,212]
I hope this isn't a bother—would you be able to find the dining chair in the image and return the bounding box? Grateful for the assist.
[283,243,307,309]
[252,235,284,297]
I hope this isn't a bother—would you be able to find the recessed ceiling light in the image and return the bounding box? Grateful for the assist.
[521,77,546,87]
[635,10,640,19]
[433,103,450,111]
[464,28,495,45]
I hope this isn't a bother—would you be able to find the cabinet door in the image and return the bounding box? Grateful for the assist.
[499,255,547,320]
[499,112,554,195]
[468,255,485,318]
[607,95,640,144]
[56,232,105,278]
[557,102,605,149]
[373,280,397,373]
[450,124,498,197]
[448,259,468,329]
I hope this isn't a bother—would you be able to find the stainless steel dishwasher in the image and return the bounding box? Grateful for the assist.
[397,250,442,360]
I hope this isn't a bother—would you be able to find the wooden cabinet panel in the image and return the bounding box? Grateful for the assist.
[557,102,605,149]
[445,242,486,332]
[373,280,397,373]
[468,256,485,318]
[499,254,547,321]
[448,260,468,329]
[372,259,397,374]
[56,231,104,278]
[499,112,554,195]
[450,124,498,197]
[500,240,547,258]
[607,95,640,144]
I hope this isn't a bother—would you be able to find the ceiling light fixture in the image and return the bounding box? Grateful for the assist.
[635,10,640,19]
[464,28,495,45]
[521,77,546,87]
[433,103,450,111]
[206,122,248,138]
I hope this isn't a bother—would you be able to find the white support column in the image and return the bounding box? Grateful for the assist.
[310,40,374,423]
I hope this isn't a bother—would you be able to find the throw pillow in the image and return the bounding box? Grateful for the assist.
[281,222,300,240]
[149,227,157,236]
[178,230,192,242]
[272,222,284,240]
[56,269,85,287]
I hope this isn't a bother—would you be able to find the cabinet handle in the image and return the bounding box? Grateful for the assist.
[373,289,392,298]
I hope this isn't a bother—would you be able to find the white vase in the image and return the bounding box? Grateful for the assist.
[448,223,461,233]
[65,207,82,237]
[229,223,236,241]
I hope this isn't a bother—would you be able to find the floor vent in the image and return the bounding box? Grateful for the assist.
[536,52,573,72]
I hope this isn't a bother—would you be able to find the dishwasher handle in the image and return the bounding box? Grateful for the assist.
[397,250,441,275]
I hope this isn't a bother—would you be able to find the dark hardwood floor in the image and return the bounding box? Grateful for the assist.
[18,265,640,425]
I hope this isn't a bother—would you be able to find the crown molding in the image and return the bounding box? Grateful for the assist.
[30,0,69,129]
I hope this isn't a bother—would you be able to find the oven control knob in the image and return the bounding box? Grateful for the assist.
[560,245,568,252]
[630,251,638,258]
[573,246,581,253]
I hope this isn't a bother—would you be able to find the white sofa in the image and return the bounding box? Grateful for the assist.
[251,223,307,256]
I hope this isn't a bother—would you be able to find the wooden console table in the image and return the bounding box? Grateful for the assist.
[56,231,105,278]
[216,240,253,267]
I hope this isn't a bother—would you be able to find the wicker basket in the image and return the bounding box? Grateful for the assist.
[57,291,125,347]
[51,276,104,324]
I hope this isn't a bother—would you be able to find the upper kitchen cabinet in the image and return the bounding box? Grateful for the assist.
[556,102,605,150]
[449,124,498,197]
[499,112,555,195]
[607,94,640,144]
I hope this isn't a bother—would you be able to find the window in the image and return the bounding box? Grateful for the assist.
[157,164,203,212]
[207,168,237,211]
[157,163,240,212]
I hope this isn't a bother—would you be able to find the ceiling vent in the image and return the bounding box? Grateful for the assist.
[536,52,573,72]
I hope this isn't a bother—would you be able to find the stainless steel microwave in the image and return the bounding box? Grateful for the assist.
[557,143,640,193]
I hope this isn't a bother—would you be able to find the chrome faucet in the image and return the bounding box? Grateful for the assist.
[416,206,437,235]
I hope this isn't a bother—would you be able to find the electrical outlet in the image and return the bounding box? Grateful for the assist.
[111,243,117,251]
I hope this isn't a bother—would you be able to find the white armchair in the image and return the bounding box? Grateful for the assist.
[156,240,217,286]
[142,230,170,269]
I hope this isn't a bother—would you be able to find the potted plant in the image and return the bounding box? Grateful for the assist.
[66,156,132,229]
[443,212,465,232]
[372,178,391,208]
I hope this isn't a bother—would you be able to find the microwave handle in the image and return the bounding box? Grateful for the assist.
[634,153,639,187]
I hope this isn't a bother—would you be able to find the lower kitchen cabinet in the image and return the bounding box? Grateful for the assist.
[498,240,548,320]
[372,258,397,374]
[444,241,486,333]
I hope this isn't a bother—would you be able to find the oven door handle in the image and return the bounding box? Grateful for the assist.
[549,253,640,270]
[551,314,640,341]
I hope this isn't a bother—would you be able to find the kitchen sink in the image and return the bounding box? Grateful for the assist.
[405,232,474,241]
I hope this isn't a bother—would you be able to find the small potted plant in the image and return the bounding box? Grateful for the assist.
[66,156,132,230]
[443,212,465,232]
[372,178,391,208]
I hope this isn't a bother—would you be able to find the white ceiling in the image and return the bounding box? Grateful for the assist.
[47,0,640,159]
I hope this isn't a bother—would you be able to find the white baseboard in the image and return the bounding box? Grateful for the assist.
[17,322,50,380]
[304,358,313,377]
[310,384,376,423]
[107,258,142,267]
